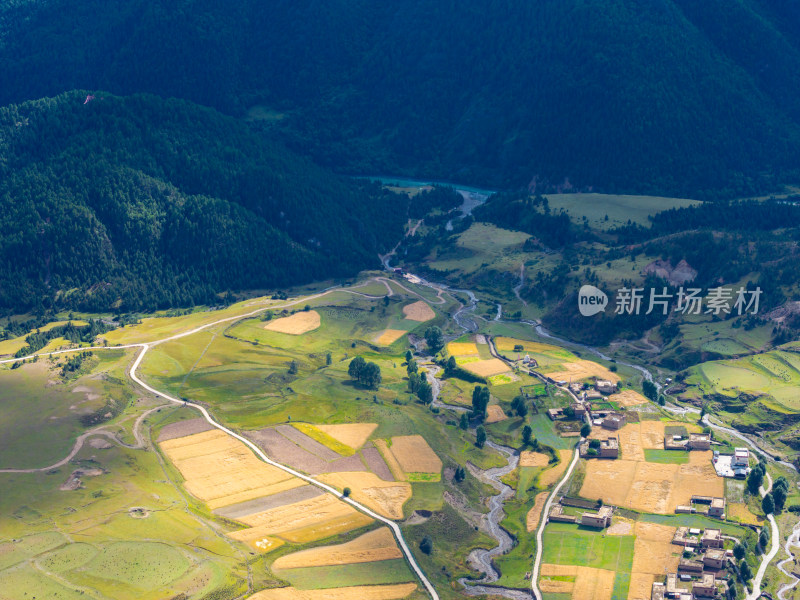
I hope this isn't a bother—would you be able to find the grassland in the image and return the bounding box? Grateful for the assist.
[541,193,700,230]
[683,349,800,411]
[0,400,255,600]
[0,349,134,469]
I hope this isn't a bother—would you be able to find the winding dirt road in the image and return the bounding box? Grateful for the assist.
[0,281,440,600]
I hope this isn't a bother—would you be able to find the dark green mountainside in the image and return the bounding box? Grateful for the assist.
[0,92,421,312]
[1,0,800,197]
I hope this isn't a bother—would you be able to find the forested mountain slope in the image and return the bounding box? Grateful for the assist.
[0,92,413,312]
[1,0,800,197]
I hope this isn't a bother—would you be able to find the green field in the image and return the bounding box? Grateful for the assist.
[541,193,701,230]
[275,558,414,589]
[683,350,800,411]
[643,449,689,464]
[541,522,635,572]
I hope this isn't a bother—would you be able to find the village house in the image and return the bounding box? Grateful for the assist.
[701,528,723,549]
[579,505,613,528]
[692,573,717,597]
[547,504,576,524]
[547,408,564,421]
[602,413,626,430]
[707,497,725,518]
[702,548,727,570]
[733,447,749,467]
[595,379,617,394]
[569,402,589,419]
[579,437,619,459]
[688,433,711,450]
[678,558,704,573]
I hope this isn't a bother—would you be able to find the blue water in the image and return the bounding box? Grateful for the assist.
[355,174,496,196]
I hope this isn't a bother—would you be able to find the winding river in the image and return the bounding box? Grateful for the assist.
[378,176,800,599]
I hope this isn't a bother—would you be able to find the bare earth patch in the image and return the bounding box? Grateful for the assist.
[264,311,321,335]
[386,435,442,474]
[485,405,508,424]
[373,440,407,480]
[157,417,215,442]
[316,424,378,449]
[519,451,549,467]
[461,358,510,377]
[272,527,402,569]
[375,329,407,345]
[526,492,549,532]
[361,444,395,481]
[402,301,435,322]
[248,583,418,600]
[606,518,633,536]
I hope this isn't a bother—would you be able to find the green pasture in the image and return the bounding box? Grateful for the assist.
[542,192,700,231]
[276,558,414,589]
[0,402,249,599]
[685,350,800,411]
[0,349,134,469]
[643,449,688,464]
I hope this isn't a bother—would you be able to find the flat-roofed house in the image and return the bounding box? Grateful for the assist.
[692,573,717,598]
[703,548,727,570]
[602,413,626,430]
[701,528,723,549]
[688,433,711,450]
[708,497,725,518]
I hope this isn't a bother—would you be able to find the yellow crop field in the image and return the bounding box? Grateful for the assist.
[315,423,378,450]
[374,439,407,481]
[538,450,574,488]
[386,435,442,474]
[519,451,550,467]
[402,301,435,322]
[631,522,679,575]
[628,573,656,600]
[580,425,723,514]
[728,502,762,525]
[446,342,479,356]
[247,583,418,600]
[264,311,321,334]
[318,472,412,520]
[278,512,375,544]
[238,493,362,534]
[272,527,401,569]
[526,492,549,532]
[375,329,407,345]
[485,405,508,423]
[609,390,649,407]
[461,358,510,377]
[160,430,302,509]
[539,564,615,600]
[544,359,620,383]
